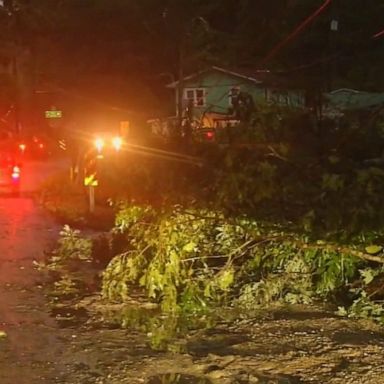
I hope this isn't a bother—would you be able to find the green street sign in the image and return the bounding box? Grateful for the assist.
[45,110,62,119]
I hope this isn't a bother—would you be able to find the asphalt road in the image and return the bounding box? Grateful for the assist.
[0,158,69,383]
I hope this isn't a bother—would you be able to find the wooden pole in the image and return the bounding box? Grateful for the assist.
[89,186,95,213]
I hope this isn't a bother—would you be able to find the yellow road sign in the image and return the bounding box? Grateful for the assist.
[84,173,98,186]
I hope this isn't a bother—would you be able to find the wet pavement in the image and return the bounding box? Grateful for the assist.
[0,159,67,383]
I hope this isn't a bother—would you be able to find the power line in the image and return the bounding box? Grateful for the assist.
[260,0,333,66]
[373,29,384,39]
[265,12,384,76]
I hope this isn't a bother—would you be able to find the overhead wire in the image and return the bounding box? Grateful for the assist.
[259,0,333,66]
[373,29,384,39]
[258,1,383,77]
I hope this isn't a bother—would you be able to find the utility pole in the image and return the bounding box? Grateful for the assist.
[177,43,184,137]
[7,0,36,137]
[12,55,20,134]
[328,0,339,91]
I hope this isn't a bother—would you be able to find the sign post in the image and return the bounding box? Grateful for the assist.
[88,186,95,214]
[83,147,99,213]
[84,173,98,213]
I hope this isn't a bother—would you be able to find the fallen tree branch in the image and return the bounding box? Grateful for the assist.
[301,243,384,264]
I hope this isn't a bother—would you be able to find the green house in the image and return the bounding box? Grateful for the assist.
[166,66,305,128]
[325,88,384,117]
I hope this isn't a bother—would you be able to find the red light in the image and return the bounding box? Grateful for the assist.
[19,143,26,152]
[206,131,214,139]
[39,143,44,149]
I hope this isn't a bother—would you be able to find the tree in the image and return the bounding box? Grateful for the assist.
[1,0,383,131]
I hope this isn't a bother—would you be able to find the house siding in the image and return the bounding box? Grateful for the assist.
[179,70,304,124]
[181,71,264,118]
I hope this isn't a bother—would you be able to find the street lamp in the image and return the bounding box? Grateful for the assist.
[112,136,123,151]
[94,137,104,152]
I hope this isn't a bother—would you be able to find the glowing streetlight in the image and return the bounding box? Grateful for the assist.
[112,136,123,151]
[94,137,104,152]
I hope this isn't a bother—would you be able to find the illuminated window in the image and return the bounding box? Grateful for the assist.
[184,88,206,107]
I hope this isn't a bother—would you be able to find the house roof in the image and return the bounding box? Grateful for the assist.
[166,66,297,89]
[326,88,384,111]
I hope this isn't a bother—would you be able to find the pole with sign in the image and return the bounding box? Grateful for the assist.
[84,173,98,213]
[83,152,99,213]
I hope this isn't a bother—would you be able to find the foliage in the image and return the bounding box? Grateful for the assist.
[204,109,384,237]
[35,225,93,297]
[53,225,93,265]
[237,256,313,308]
[338,292,384,324]
[96,107,384,238]
[337,266,384,324]
[53,275,79,296]
[4,0,383,99]
[102,206,246,312]
[100,204,384,320]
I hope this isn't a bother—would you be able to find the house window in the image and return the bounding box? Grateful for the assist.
[279,91,290,105]
[184,88,206,107]
[266,89,290,105]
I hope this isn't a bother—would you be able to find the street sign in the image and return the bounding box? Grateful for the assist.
[84,173,98,186]
[45,110,62,119]
[58,139,66,151]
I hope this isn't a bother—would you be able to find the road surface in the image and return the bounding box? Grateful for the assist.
[0,159,68,383]
[2,159,384,384]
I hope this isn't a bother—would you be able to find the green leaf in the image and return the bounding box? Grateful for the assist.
[217,268,234,291]
[336,306,348,317]
[182,242,196,253]
[365,245,383,255]
[359,268,377,285]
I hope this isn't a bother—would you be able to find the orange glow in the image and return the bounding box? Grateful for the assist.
[19,144,26,152]
[39,143,44,149]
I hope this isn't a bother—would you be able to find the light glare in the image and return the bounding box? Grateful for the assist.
[112,136,123,151]
[95,138,104,152]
